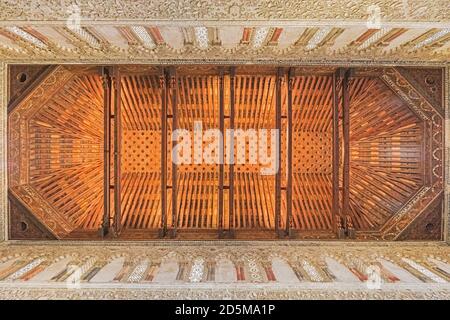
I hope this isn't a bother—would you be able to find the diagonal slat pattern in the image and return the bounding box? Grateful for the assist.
[29,74,104,230]
[349,78,423,230]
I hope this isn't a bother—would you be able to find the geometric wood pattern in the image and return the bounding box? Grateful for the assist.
[291,75,333,231]
[28,74,104,231]
[7,65,444,240]
[349,77,424,230]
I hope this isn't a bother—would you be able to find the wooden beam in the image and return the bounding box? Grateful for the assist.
[113,66,122,235]
[286,67,294,237]
[275,67,283,237]
[159,67,167,238]
[169,67,178,238]
[228,67,236,237]
[332,69,343,237]
[218,67,225,237]
[342,69,354,238]
[342,70,350,216]
[101,66,112,237]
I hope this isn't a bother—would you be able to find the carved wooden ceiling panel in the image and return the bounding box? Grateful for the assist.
[7,65,444,241]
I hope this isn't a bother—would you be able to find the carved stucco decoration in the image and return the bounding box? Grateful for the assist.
[0,0,449,22]
[0,1,448,62]
[0,39,449,64]
[0,243,448,299]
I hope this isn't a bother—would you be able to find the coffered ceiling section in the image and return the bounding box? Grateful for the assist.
[0,0,448,62]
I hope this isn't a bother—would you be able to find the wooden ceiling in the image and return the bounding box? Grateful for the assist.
[7,65,444,240]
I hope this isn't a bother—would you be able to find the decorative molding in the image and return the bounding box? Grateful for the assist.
[0,243,448,299]
[0,2,448,63]
[0,1,449,23]
[0,41,448,64]
[0,286,448,300]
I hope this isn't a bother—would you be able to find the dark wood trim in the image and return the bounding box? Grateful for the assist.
[159,67,168,237]
[342,70,350,216]
[228,66,236,237]
[8,191,57,240]
[169,67,178,238]
[275,67,283,236]
[218,67,225,236]
[113,66,122,235]
[7,65,56,113]
[332,69,341,233]
[286,67,294,237]
[101,66,112,236]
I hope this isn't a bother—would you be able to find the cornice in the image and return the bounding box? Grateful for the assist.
[0,0,449,22]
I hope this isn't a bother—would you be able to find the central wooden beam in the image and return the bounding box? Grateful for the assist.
[218,67,225,237]
[342,70,350,216]
[159,67,167,238]
[286,67,294,237]
[228,67,236,238]
[275,67,283,237]
[169,67,178,238]
[342,69,354,238]
[332,69,342,237]
[113,66,122,235]
[101,66,112,237]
